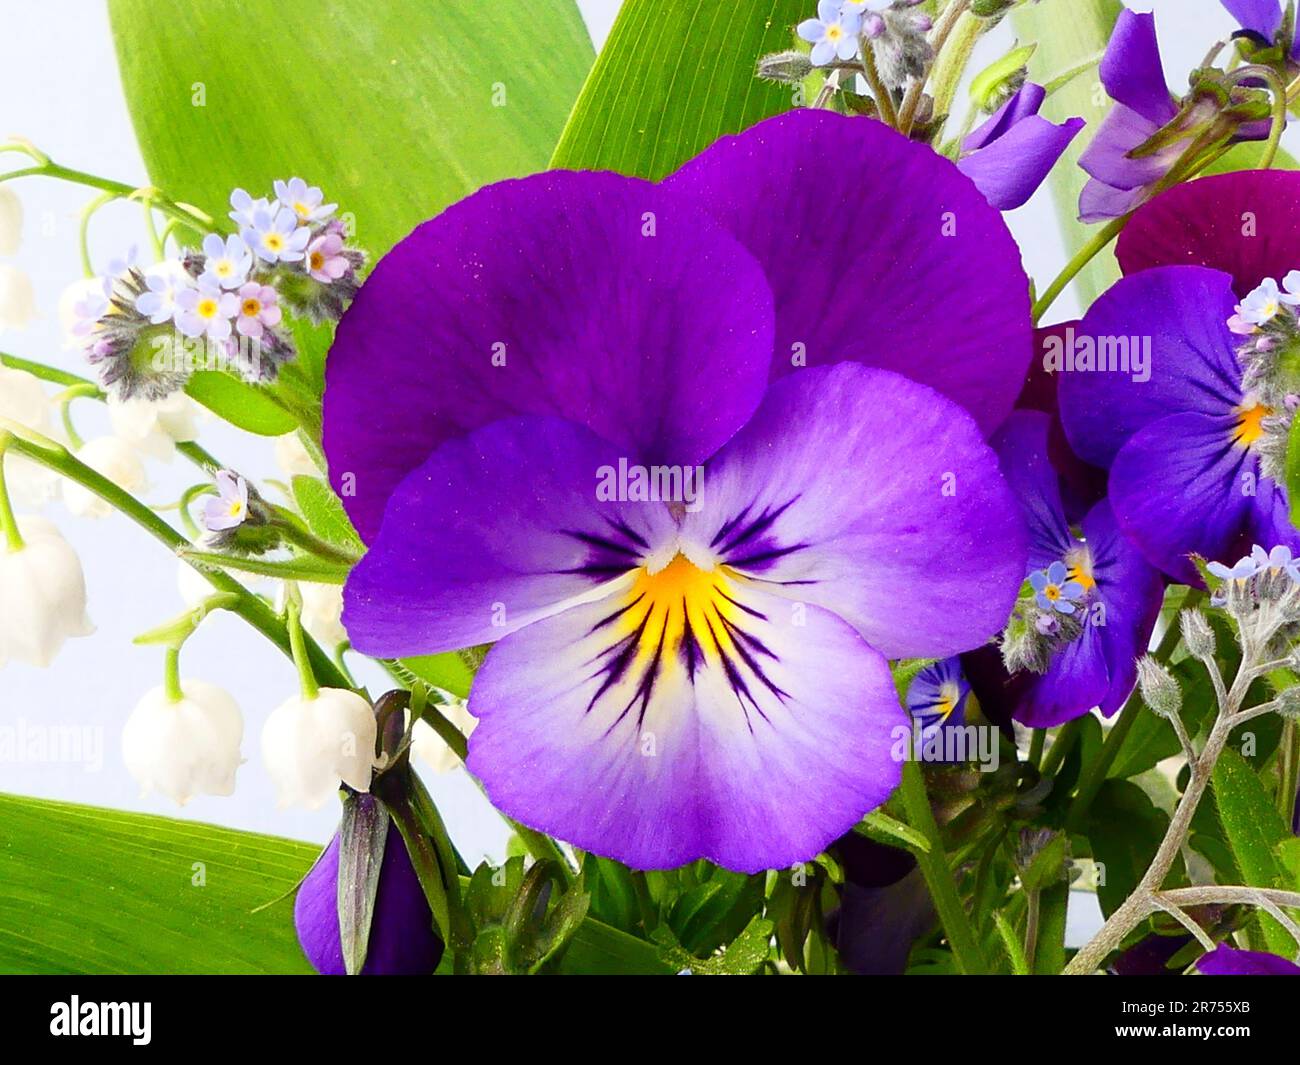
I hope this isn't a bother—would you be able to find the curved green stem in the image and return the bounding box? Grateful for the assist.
[0,158,213,230]
[1032,215,1127,324]
[79,190,117,279]
[0,432,23,551]
[285,592,320,700]
[163,647,185,703]
[1232,64,1287,170]
[899,759,988,973]
[0,424,350,690]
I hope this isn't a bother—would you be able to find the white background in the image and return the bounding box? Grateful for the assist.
[0,0,1283,941]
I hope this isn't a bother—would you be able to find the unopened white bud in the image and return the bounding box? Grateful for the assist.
[0,187,22,256]
[62,436,148,518]
[410,700,476,774]
[274,432,318,478]
[0,516,94,667]
[107,393,200,463]
[298,581,346,648]
[0,364,60,505]
[122,680,243,803]
[0,263,36,330]
[261,688,377,808]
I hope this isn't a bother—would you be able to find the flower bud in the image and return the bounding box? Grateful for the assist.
[0,186,22,256]
[755,49,815,84]
[1275,685,1300,720]
[0,263,36,330]
[121,679,244,803]
[262,688,377,808]
[0,515,94,666]
[61,435,149,519]
[0,364,60,505]
[1179,608,1216,660]
[107,392,199,463]
[294,801,444,975]
[299,581,346,649]
[1136,655,1182,720]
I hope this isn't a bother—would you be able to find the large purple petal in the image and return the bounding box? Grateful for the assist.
[343,415,677,656]
[1058,266,1243,468]
[466,581,907,873]
[324,170,775,541]
[990,411,1075,568]
[1196,943,1300,975]
[958,114,1085,211]
[1117,170,1300,298]
[1108,411,1275,584]
[1014,617,1112,728]
[678,364,1028,660]
[1101,10,1177,126]
[664,109,1033,435]
[1221,0,1284,39]
[294,815,444,975]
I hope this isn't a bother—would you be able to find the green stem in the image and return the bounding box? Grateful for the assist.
[163,646,184,703]
[53,383,98,452]
[1232,64,1288,170]
[1039,717,1082,778]
[79,190,117,279]
[898,759,988,974]
[2,426,349,690]
[285,593,320,700]
[0,160,213,230]
[1027,728,1045,770]
[1278,720,1299,827]
[179,547,349,584]
[0,433,23,551]
[1032,214,1127,324]
[273,515,360,566]
[860,46,900,128]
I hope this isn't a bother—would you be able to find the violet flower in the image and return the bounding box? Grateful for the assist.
[1222,0,1300,59]
[905,656,971,742]
[827,832,933,975]
[1058,279,1298,585]
[294,811,445,975]
[990,412,1164,727]
[324,111,1033,872]
[957,83,1084,211]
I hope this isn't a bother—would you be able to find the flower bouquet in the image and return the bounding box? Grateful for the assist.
[3,0,1300,986]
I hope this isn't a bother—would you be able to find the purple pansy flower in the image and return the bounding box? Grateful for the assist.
[203,470,248,532]
[828,832,933,975]
[175,278,238,341]
[905,656,971,739]
[797,1,863,67]
[957,83,1084,211]
[243,206,311,264]
[1196,942,1300,975]
[989,412,1165,728]
[234,281,282,339]
[294,805,445,975]
[1059,267,1300,585]
[326,111,1032,872]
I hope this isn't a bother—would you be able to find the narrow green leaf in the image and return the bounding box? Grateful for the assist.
[1287,411,1300,526]
[337,793,389,975]
[1212,748,1294,955]
[551,0,809,178]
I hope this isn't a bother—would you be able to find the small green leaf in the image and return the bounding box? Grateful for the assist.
[291,475,363,553]
[337,793,389,976]
[1086,779,1175,917]
[398,653,475,701]
[969,43,1037,111]
[185,371,297,436]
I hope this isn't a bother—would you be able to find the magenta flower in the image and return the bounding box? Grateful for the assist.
[306,231,348,283]
[324,111,1033,872]
[1196,943,1300,975]
[234,281,282,339]
[957,83,1084,211]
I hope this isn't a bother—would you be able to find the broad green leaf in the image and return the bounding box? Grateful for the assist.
[1086,778,1174,917]
[551,0,809,178]
[110,0,594,430]
[397,654,475,702]
[0,793,669,975]
[1211,748,1295,955]
[292,474,363,552]
[185,370,297,436]
[1012,0,1123,311]
[1201,141,1300,176]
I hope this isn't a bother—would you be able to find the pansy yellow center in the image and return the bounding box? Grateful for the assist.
[1233,402,1272,447]
[1065,546,1096,592]
[196,297,219,319]
[621,554,739,667]
[935,681,961,722]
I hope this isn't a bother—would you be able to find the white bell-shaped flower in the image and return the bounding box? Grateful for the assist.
[274,431,318,478]
[0,364,60,506]
[176,559,213,610]
[0,187,22,256]
[62,435,148,518]
[0,515,94,667]
[299,581,346,648]
[122,679,244,803]
[410,699,477,774]
[0,263,36,330]
[262,687,376,808]
[107,392,200,462]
